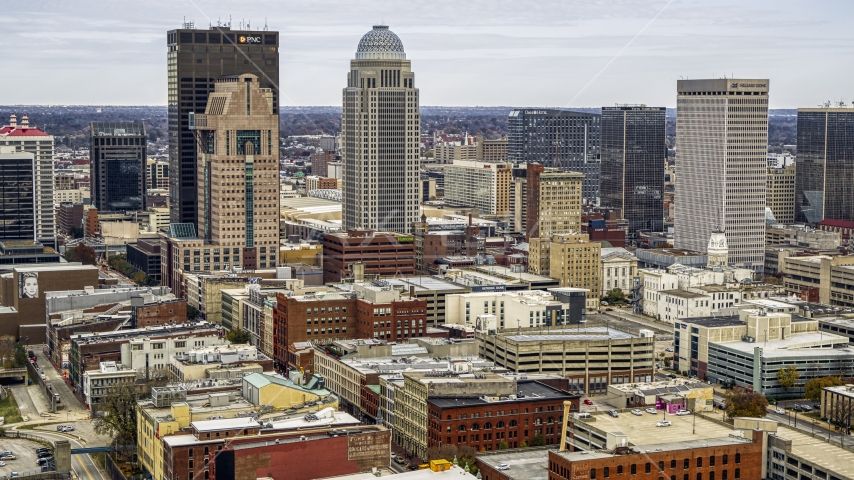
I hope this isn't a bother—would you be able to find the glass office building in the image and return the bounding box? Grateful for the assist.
[600,106,666,240]
[507,109,601,203]
[90,121,146,211]
[795,107,854,224]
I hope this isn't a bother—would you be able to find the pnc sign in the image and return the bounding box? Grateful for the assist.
[239,35,262,44]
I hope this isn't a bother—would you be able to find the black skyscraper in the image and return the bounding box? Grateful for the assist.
[507,109,601,203]
[600,106,666,240]
[90,121,147,211]
[167,25,279,226]
[0,151,35,241]
[795,108,854,224]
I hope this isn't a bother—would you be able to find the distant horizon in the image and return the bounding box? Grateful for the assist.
[2,1,851,107]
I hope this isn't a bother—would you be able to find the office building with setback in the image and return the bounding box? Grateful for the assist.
[674,79,769,271]
[166,24,279,226]
[90,121,147,211]
[341,25,420,234]
[600,106,665,239]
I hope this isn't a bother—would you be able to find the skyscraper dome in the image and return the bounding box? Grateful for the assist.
[356,25,406,60]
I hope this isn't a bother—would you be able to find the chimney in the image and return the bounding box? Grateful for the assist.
[9,113,16,127]
[21,114,29,128]
[409,285,415,299]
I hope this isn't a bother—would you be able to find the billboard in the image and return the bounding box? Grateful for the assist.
[19,272,39,298]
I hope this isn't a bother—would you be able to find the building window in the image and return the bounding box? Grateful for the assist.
[604,467,609,478]
[697,458,702,468]
[646,463,651,474]
[734,454,740,464]
[591,469,596,479]
[631,465,636,475]
[617,466,623,475]
[734,469,740,479]
[710,456,715,467]
[696,474,702,480]
[684,460,689,469]
[722,455,728,465]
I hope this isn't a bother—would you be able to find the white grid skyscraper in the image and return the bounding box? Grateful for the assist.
[341,25,421,234]
[674,79,769,271]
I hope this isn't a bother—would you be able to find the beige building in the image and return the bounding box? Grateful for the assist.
[530,233,601,308]
[527,168,583,239]
[443,160,512,215]
[674,79,769,271]
[781,254,854,306]
[433,133,508,164]
[162,74,280,294]
[55,188,89,205]
[341,25,420,234]
[601,247,638,295]
[395,371,515,459]
[767,163,796,224]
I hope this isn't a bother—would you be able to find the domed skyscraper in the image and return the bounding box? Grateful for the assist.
[341,25,420,234]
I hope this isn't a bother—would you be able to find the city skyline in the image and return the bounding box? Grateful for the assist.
[1,0,852,107]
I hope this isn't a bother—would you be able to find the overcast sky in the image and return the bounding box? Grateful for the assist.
[1,0,851,108]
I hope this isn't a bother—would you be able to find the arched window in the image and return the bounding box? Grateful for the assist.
[590,469,597,480]
[446,415,451,420]
[509,420,518,427]
[458,425,467,432]
[484,422,493,429]
[547,417,554,424]
[603,467,609,478]
[496,421,505,428]
[471,423,480,431]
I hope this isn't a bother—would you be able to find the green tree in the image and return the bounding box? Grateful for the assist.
[94,378,168,461]
[0,336,15,368]
[226,329,251,344]
[604,288,627,305]
[530,433,545,446]
[186,304,199,320]
[804,376,843,402]
[777,366,800,392]
[724,387,769,419]
[131,271,148,286]
[13,342,27,367]
[497,440,508,450]
[519,440,528,448]
[663,356,673,368]
[68,227,84,239]
[64,243,98,265]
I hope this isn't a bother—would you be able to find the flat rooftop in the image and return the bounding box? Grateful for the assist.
[577,411,741,446]
[477,449,551,480]
[609,379,710,394]
[557,436,752,461]
[716,331,852,356]
[503,326,637,343]
[775,424,854,478]
[428,381,575,408]
[680,316,743,328]
[382,276,469,292]
[660,289,708,299]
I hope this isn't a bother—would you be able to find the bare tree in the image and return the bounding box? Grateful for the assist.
[0,336,16,367]
[827,395,854,447]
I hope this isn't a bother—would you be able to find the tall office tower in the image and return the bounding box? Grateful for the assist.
[767,161,796,225]
[507,109,600,203]
[674,79,769,271]
[600,106,666,240]
[0,114,56,249]
[192,73,280,262]
[795,107,854,223]
[167,24,279,226]
[90,122,147,211]
[341,25,420,234]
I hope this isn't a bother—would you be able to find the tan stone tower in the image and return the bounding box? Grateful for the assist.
[341,25,420,234]
[707,228,729,268]
[191,73,280,269]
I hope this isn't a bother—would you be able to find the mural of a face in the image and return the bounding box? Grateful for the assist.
[22,276,38,298]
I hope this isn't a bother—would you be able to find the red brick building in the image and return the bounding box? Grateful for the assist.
[413,217,480,274]
[209,426,391,480]
[548,429,764,480]
[427,381,579,452]
[272,282,427,370]
[818,219,854,244]
[133,298,187,327]
[322,230,415,283]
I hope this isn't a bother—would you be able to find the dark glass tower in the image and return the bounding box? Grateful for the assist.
[0,150,35,241]
[600,106,666,240]
[795,108,854,223]
[507,109,601,203]
[90,121,146,211]
[167,25,279,226]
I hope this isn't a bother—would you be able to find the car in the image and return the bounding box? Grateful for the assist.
[395,457,405,465]
[667,374,677,379]
[37,458,52,466]
[56,425,74,432]
[0,461,5,467]
[0,455,16,461]
[607,410,619,418]
[0,451,12,457]
[676,410,691,416]
[37,452,52,459]
[665,347,674,352]
[497,464,510,471]
[11,472,18,477]
[583,399,593,405]
[605,308,614,311]
[35,448,49,453]
[813,404,821,410]
[631,409,643,416]
[656,421,672,427]
[775,408,786,414]
[408,465,418,471]
[390,453,397,460]
[646,408,658,414]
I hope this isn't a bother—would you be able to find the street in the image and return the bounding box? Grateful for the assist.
[19,429,105,480]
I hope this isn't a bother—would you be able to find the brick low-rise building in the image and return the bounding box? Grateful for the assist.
[322,230,415,283]
[427,380,578,452]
